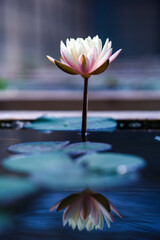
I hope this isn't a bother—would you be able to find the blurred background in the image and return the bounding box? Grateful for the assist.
[0,0,160,111]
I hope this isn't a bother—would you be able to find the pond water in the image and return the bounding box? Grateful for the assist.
[0,124,160,239]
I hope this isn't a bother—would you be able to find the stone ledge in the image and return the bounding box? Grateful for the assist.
[0,110,160,120]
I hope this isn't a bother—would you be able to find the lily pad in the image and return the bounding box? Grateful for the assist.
[64,142,111,155]
[77,152,146,174]
[2,151,80,174]
[0,176,37,204]
[32,169,138,190]
[24,116,117,132]
[8,141,69,154]
[0,212,14,235]
[155,136,160,141]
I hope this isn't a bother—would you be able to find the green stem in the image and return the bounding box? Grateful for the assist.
[81,77,88,142]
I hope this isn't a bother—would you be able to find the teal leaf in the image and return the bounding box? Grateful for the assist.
[2,151,80,174]
[8,141,69,154]
[32,169,137,190]
[24,116,117,132]
[64,142,111,155]
[77,152,146,174]
[0,176,37,204]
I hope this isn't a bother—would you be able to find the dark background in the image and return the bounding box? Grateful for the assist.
[0,0,160,70]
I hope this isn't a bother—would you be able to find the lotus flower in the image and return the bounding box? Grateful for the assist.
[50,189,122,231]
[47,35,121,78]
[47,36,122,141]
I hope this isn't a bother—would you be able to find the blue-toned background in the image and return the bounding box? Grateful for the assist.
[0,0,160,109]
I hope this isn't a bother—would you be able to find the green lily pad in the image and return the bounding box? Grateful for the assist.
[8,141,69,154]
[24,116,117,132]
[0,212,14,235]
[64,142,111,155]
[2,151,80,174]
[32,169,137,190]
[0,176,37,204]
[77,152,146,174]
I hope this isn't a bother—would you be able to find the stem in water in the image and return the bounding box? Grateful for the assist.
[81,77,88,142]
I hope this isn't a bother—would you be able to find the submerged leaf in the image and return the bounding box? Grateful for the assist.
[8,141,69,154]
[32,169,139,190]
[64,142,111,155]
[77,152,146,174]
[2,152,75,174]
[0,176,37,204]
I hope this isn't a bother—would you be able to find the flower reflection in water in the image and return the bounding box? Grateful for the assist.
[50,189,122,231]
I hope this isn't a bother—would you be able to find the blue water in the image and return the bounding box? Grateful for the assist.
[0,128,160,239]
[9,187,159,240]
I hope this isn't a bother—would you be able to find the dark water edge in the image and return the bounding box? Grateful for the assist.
[0,128,160,239]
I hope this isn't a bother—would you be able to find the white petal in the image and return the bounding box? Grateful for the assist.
[98,38,109,60]
[71,205,81,227]
[109,49,122,63]
[96,48,113,69]
[86,218,94,231]
[104,215,111,228]
[60,40,66,49]
[90,48,112,73]
[63,207,69,226]
[87,46,98,72]
[76,40,87,57]
[89,199,99,226]
[46,55,55,64]
[60,57,70,66]
[66,39,70,50]
[87,46,98,62]
[98,202,113,222]
[95,208,104,230]
[66,39,77,58]
[70,44,78,59]
[69,219,77,230]
[110,201,123,218]
[93,35,102,55]
[93,198,111,228]
[61,43,75,65]
[61,41,81,72]
[84,37,92,50]
[70,38,76,44]
[63,201,80,226]
[107,41,112,51]
[77,217,87,231]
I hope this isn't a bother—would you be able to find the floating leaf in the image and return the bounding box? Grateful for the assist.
[77,153,146,174]
[32,169,137,190]
[64,142,111,155]
[3,151,80,174]
[24,116,117,132]
[0,212,14,235]
[0,176,37,204]
[155,136,160,141]
[8,141,69,154]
